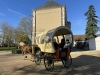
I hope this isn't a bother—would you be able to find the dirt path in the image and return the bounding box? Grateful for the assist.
[0,50,100,75]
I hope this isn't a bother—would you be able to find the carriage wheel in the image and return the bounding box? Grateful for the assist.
[44,56,54,71]
[61,55,72,67]
[34,51,41,65]
[34,55,41,65]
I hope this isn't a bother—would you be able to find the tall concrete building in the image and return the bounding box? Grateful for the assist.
[32,0,71,44]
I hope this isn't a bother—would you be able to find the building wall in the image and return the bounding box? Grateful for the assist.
[89,38,96,50]
[35,6,66,35]
[32,6,70,45]
[66,22,71,30]
[89,36,100,50]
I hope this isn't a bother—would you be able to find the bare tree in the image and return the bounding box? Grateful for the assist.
[18,16,32,41]
[0,21,14,47]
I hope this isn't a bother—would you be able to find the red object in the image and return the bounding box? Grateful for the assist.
[66,48,70,58]
[56,49,60,60]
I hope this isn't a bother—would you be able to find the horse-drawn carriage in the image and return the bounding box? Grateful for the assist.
[33,26,73,71]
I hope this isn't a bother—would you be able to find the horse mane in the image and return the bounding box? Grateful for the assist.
[19,42,26,46]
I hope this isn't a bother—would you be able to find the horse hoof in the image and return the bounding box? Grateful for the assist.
[31,59,34,62]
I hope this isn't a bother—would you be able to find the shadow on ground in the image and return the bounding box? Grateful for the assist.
[10,54,100,75]
[71,47,89,52]
[1,51,100,75]
[68,55,100,75]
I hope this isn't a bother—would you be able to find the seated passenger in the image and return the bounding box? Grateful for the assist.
[53,38,59,50]
[59,39,65,50]
[63,39,71,51]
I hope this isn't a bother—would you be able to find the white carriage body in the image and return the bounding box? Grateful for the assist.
[35,26,73,53]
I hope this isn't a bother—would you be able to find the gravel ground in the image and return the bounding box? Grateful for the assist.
[0,50,100,75]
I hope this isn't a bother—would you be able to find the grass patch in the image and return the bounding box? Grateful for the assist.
[0,47,16,51]
[0,47,22,54]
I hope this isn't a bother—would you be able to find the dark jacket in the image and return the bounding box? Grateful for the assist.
[53,42,59,50]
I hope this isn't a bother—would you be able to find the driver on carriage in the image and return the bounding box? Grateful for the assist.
[53,38,59,50]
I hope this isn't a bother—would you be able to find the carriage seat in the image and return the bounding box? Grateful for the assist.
[55,48,71,60]
[60,48,71,58]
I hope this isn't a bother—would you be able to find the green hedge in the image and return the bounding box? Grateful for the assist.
[11,49,22,54]
[0,47,16,51]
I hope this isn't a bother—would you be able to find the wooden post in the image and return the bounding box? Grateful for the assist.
[57,36,59,44]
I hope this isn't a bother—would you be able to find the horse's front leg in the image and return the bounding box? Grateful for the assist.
[23,51,27,60]
[31,54,35,62]
[22,51,24,56]
[28,50,34,61]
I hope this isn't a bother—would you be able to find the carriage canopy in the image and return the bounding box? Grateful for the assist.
[35,26,73,53]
